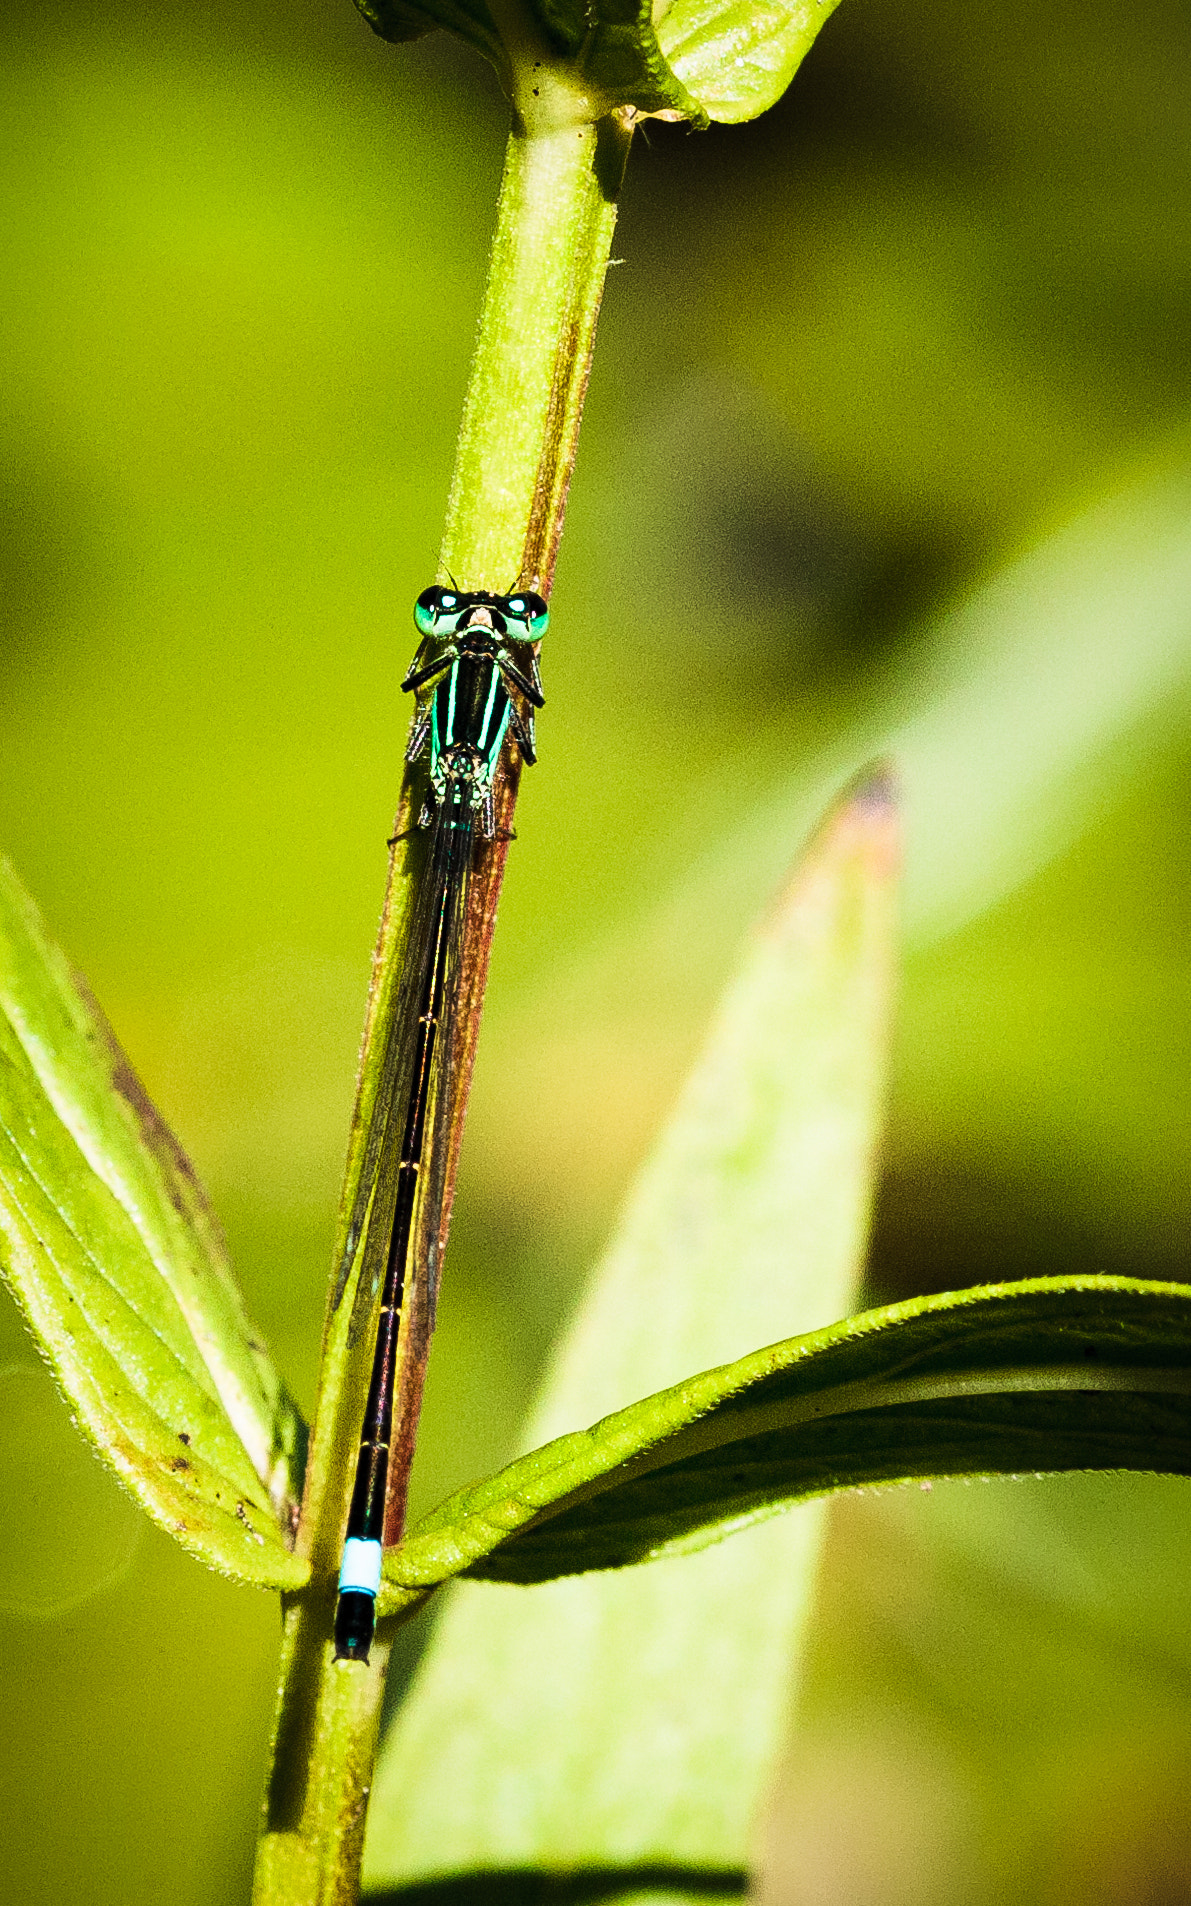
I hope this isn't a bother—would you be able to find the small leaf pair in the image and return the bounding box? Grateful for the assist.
[356,0,844,128]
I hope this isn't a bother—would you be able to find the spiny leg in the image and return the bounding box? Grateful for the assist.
[506,701,537,765]
[406,703,432,764]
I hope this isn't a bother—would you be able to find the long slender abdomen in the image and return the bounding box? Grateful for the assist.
[333,802,464,1664]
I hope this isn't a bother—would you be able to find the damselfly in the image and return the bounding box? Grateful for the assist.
[334,584,548,1663]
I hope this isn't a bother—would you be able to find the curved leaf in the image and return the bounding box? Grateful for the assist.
[0,855,308,1589]
[380,1276,1191,1602]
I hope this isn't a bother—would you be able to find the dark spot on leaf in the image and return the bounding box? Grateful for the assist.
[73,981,219,1229]
[171,1456,190,1472]
[179,1432,191,1445]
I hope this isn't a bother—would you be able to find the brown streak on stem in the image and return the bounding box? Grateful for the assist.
[523,315,582,589]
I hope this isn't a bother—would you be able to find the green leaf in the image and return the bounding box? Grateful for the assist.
[364,769,899,1890]
[657,0,845,126]
[353,0,841,126]
[0,855,308,1590]
[382,1275,1191,1596]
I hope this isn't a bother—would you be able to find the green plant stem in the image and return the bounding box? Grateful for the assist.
[251,101,630,1906]
[254,1602,392,1906]
[443,106,629,591]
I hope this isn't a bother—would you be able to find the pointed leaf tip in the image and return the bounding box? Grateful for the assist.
[366,768,901,1889]
[848,759,899,814]
[813,758,900,847]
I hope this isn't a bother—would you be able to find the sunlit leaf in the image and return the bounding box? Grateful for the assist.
[381,1276,1191,1598]
[657,0,845,126]
[365,769,898,1888]
[0,855,308,1589]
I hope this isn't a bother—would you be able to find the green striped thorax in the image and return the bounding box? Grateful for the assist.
[404,586,548,831]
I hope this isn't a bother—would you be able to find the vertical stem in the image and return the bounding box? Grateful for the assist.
[252,103,630,1906]
[442,108,628,592]
[254,1602,392,1906]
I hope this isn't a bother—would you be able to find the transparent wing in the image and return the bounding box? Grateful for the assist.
[332,817,447,1331]
[373,803,477,1550]
[409,802,477,1335]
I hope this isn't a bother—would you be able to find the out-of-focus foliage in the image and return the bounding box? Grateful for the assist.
[2,0,1190,1902]
[0,1363,143,1618]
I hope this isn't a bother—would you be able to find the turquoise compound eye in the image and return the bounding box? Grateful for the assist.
[414,585,456,636]
[505,591,548,639]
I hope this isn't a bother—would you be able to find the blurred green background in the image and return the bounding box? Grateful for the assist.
[2,0,1191,1899]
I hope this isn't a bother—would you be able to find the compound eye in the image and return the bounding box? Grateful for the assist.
[504,591,549,639]
[414,585,459,636]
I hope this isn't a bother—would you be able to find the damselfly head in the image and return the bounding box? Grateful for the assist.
[414,584,548,643]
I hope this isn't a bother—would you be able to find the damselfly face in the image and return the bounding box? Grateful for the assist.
[414,585,548,643]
